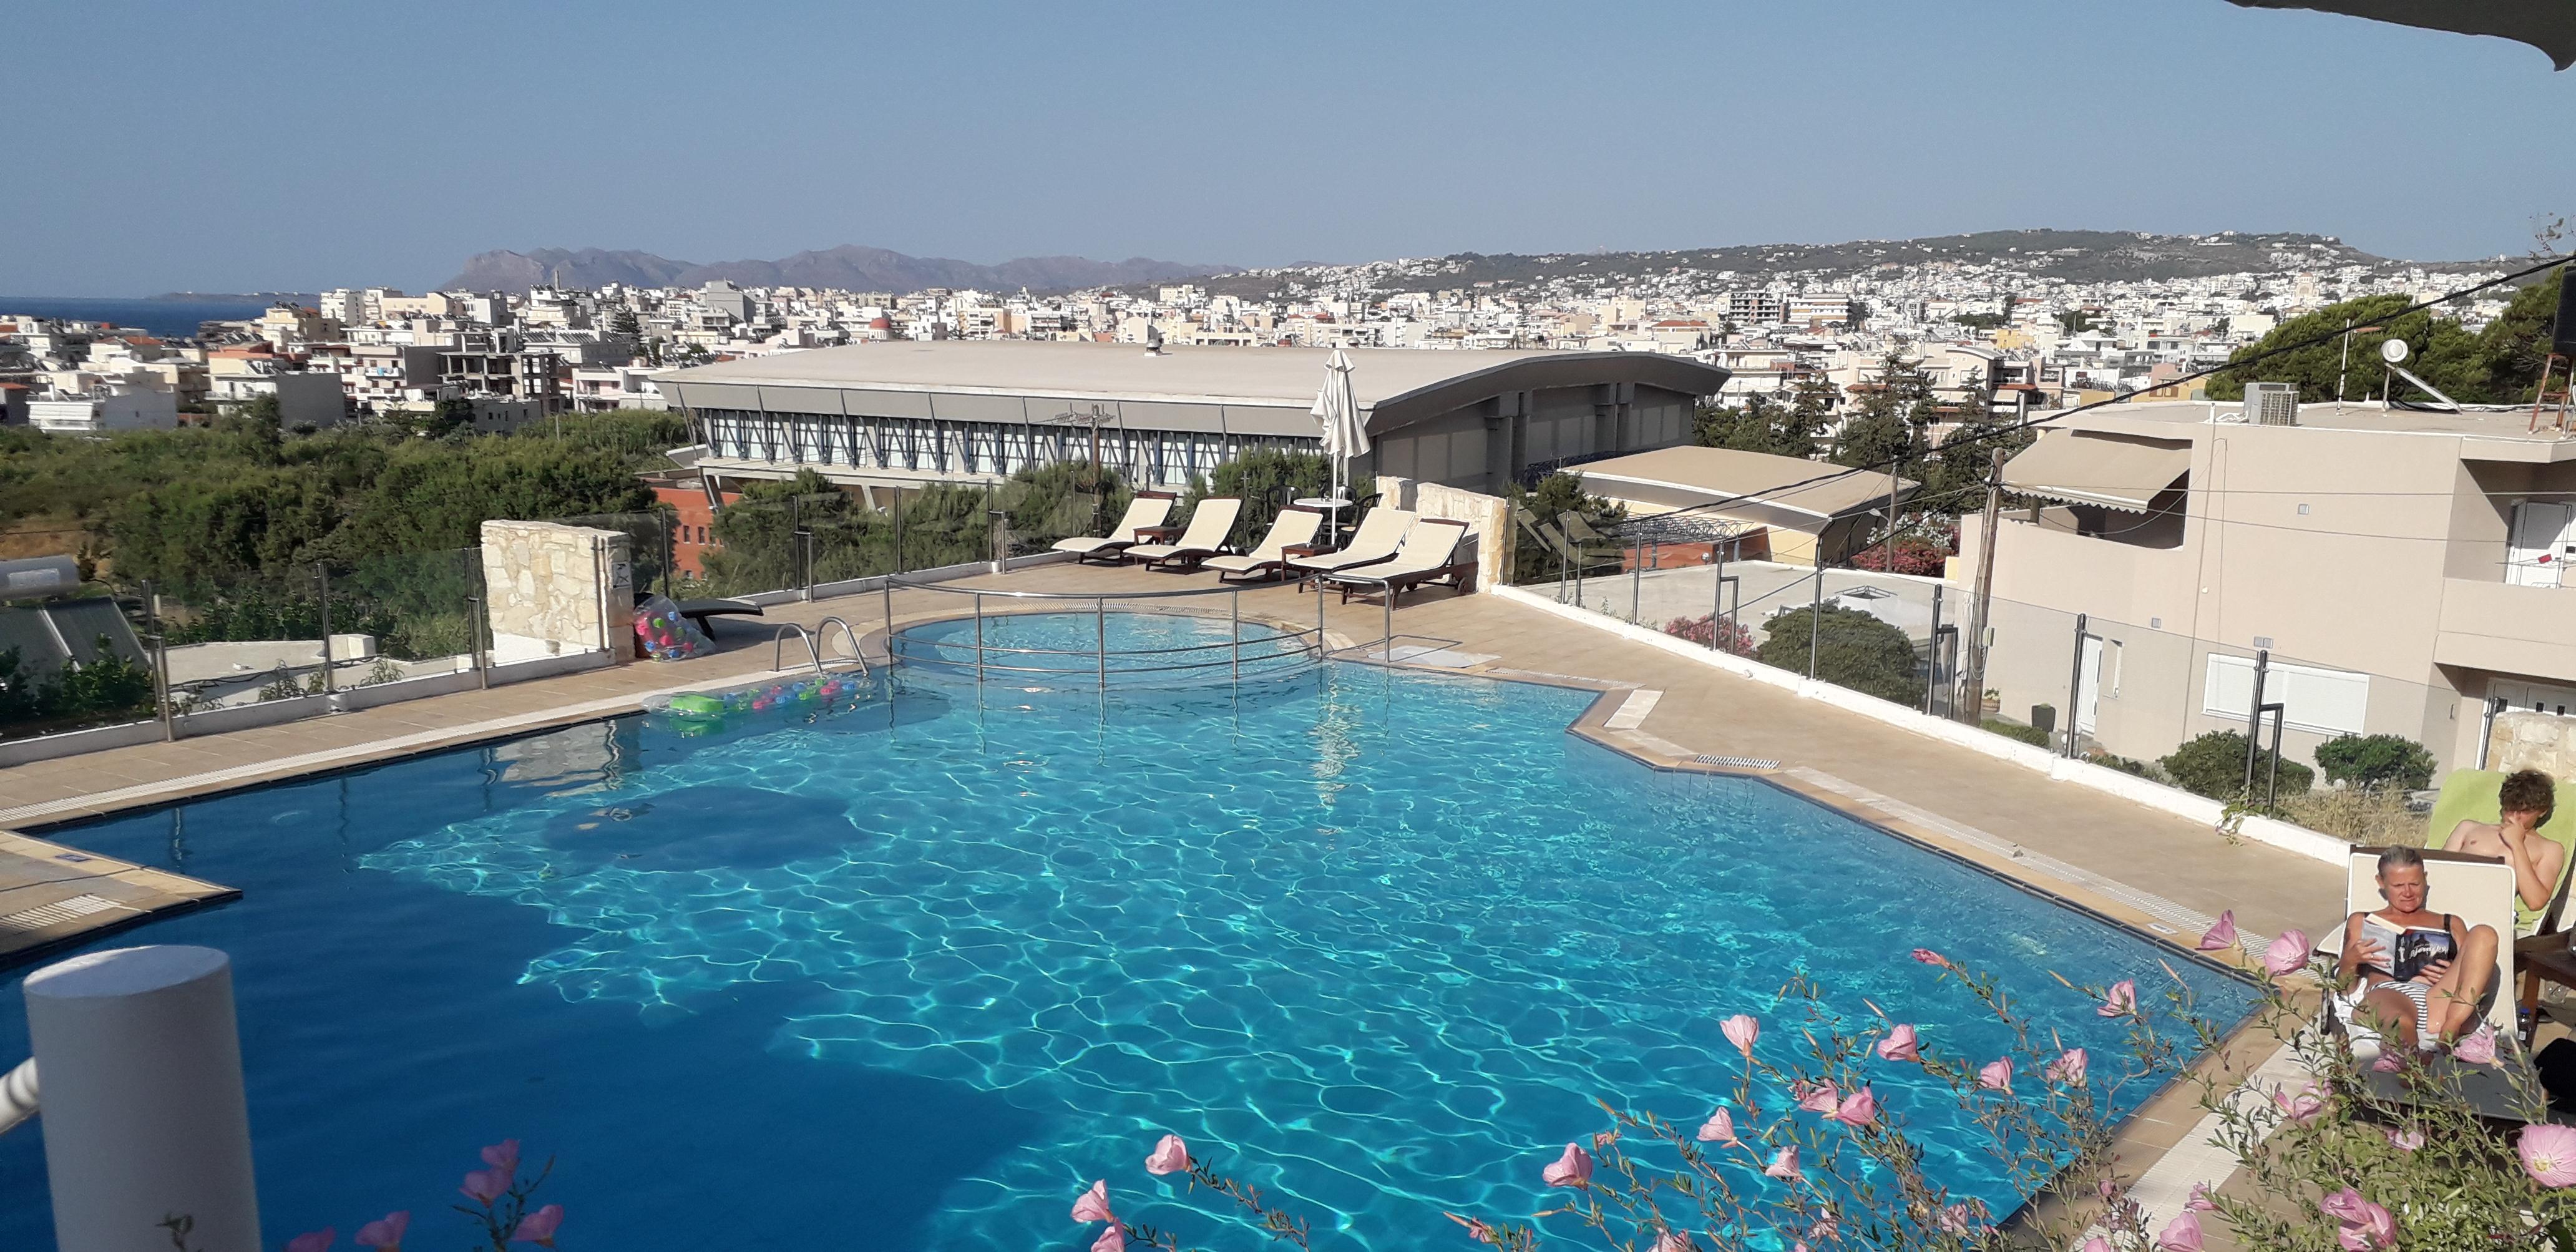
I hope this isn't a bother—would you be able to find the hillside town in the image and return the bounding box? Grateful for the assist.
[0,232,2530,437]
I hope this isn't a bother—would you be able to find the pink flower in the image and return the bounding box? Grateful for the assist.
[354,1213,410,1251]
[1092,1226,1128,1252]
[2263,929,2311,976]
[2273,1080,2328,1127]
[2321,1188,2394,1249]
[2371,1049,2404,1072]
[1144,1133,1190,1175]
[2384,1126,2424,1152]
[1936,1204,1974,1235]
[2081,1239,2112,1252]
[1072,1180,1116,1224]
[1445,1212,1500,1245]
[1874,1024,1920,1062]
[1651,1231,1695,1252]
[459,1167,509,1206]
[507,1205,563,1248]
[2186,1182,2217,1211]
[2454,1024,2499,1066]
[2520,1124,2576,1187]
[1720,1014,1760,1057]
[1977,1058,2012,1093]
[2157,1209,2205,1251]
[2046,1047,2089,1087]
[1910,947,1950,969]
[1806,1212,1839,1243]
[2197,910,2238,952]
[480,1139,520,1175]
[1542,1142,1594,1188]
[2098,980,2137,1017]
[1795,1079,1842,1115]
[286,1230,334,1252]
[1695,1107,1737,1145]
[1832,1087,1878,1128]
[1763,1145,1802,1182]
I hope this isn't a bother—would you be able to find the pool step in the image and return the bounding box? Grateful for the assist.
[0,830,240,970]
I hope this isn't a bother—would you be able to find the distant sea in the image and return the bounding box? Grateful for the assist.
[0,295,286,339]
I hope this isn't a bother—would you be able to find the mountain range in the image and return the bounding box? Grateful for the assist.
[443,245,1231,296]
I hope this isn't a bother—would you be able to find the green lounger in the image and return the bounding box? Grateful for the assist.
[2425,768,2576,937]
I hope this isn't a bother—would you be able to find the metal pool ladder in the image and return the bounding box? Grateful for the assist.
[775,619,871,681]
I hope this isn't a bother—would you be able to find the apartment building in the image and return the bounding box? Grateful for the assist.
[1956,397,2576,773]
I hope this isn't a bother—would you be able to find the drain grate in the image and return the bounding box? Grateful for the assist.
[1694,754,1781,770]
[0,893,125,934]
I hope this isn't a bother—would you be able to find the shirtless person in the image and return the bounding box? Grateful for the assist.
[2336,846,2494,1049]
[2448,769,2565,939]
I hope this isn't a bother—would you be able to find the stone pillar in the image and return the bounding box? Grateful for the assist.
[478,520,635,665]
[25,946,263,1252]
[1387,477,1515,593]
[2491,712,2576,778]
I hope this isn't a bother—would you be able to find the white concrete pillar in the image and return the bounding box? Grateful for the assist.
[24,945,261,1252]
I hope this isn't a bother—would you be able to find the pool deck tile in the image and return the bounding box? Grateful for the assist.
[0,828,240,968]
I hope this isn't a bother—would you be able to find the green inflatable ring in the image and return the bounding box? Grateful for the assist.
[663,693,728,720]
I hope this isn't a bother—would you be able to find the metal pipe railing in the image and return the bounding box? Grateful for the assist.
[0,1057,35,1137]
[772,623,824,674]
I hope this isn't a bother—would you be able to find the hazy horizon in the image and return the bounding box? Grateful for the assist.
[7,0,2571,295]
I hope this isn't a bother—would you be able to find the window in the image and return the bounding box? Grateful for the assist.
[2202,653,2369,736]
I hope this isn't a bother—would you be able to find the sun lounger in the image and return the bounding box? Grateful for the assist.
[1051,493,1177,564]
[1127,497,1245,571]
[2316,846,2518,1044]
[1323,519,1474,605]
[1208,507,1325,583]
[1286,509,1417,589]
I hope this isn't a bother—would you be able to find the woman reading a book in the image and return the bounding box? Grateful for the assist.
[2335,846,2499,1049]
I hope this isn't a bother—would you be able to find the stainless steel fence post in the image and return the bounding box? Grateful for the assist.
[1231,589,1241,681]
[467,595,490,690]
[1096,597,1108,688]
[973,592,986,685]
[2063,612,2089,759]
[1806,550,1824,680]
[1711,537,1726,645]
[1315,575,1325,657]
[2242,648,2271,797]
[1631,540,1642,622]
[144,579,175,741]
[1923,584,1943,715]
[315,563,334,696]
[882,572,896,669]
[1383,587,1393,662]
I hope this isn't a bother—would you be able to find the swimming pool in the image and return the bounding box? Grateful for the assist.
[0,612,2257,1250]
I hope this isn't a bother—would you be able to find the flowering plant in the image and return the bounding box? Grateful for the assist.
[1075,909,2576,1251]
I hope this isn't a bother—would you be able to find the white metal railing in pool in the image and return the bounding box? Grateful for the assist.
[881,576,1328,687]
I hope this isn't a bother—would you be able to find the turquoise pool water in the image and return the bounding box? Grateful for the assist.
[0,612,2256,1250]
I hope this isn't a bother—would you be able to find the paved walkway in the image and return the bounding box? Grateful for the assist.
[0,562,2343,960]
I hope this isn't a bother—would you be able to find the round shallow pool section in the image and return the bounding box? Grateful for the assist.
[0,659,2258,1251]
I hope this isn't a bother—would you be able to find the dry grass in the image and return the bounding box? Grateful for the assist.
[2277,786,2425,846]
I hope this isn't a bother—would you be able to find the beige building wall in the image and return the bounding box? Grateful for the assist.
[1956,408,2576,774]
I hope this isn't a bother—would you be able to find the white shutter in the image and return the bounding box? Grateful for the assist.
[2203,653,2369,736]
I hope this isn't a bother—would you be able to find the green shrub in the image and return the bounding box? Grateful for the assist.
[2159,730,2314,800]
[1757,605,1920,703]
[1981,717,2049,747]
[2312,733,2438,791]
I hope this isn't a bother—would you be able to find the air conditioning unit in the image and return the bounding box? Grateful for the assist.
[2243,382,2299,426]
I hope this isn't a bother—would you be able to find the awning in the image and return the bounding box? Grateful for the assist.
[2003,433,2191,512]
[2225,1,2574,70]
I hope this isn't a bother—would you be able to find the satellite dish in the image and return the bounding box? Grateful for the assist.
[2379,338,2411,364]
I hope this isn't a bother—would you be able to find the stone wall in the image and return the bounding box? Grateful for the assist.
[479,521,633,664]
[1376,475,1514,592]
[2490,711,2576,780]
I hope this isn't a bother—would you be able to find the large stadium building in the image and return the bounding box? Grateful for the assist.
[656,341,1732,496]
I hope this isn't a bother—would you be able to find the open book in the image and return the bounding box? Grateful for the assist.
[2361,917,2454,983]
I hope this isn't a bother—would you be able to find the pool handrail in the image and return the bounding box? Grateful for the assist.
[880,575,1327,685]
[772,622,824,675]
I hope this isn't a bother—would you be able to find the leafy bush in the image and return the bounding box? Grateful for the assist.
[2159,729,2314,800]
[1756,604,1920,703]
[0,638,157,738]
[1184,449,1365,551]
[1981,717,2049,747]
[2313,733,2438,791]
[1510,474,1625,585]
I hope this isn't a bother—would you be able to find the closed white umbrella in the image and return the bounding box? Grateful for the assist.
[1310,349,1368,540]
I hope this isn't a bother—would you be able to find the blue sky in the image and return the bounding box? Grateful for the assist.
[7,1,2571,294]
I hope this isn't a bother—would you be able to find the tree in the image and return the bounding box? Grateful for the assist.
[2057,310,2099,335]
[1692,393,1825,459]
[1830,350,1935,473]
[2313,733,2438,791]
[1510,473,1624,585]
[1185,448,1364,550]
[2203,283,2559,406]
[1754,604,1920,703]
[2159,730,2314,800]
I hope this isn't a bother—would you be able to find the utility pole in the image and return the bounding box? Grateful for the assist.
[1958,447,2004,723]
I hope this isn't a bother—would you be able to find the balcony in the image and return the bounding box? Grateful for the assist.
[2436,578,2576,680]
